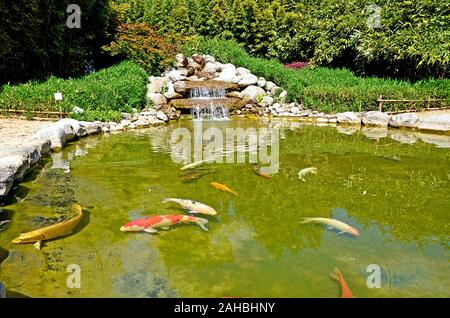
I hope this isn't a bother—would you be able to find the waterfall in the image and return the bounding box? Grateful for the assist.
[189,87,230,120]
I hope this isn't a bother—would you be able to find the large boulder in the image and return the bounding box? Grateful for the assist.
[389,113,419,128]
[202,62,218,74]
[147,92,167,109]
[34,125,67,149]
[264,81,276,91]
[336,112,361,125]
[361,111,389,127]
[79,121,102,135]
[241,85,266,103]
[56,118,85,139]
[175,53,188,68]
[217,66,237,82]
[166,70,186,82]
[417,114,450,132]
[147,77,169,94]
[238,74,258,87]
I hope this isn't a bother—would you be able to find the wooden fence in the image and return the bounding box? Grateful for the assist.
[0,109,69,121]
[377,95,450,114]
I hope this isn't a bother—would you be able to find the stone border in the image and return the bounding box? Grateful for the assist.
[0,110,169,203]
[2,107,449,204]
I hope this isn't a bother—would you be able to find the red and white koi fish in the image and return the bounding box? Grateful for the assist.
[329,267,354,298]
[301,217,360,237]
[162,198,217,216]
[120,214,208,233]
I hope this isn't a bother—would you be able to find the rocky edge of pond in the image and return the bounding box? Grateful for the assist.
[1,53,450,203]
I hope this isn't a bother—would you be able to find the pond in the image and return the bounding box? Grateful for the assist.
[0,118,449,298]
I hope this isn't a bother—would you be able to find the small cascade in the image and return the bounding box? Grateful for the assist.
[191,103,230,120]
[189,87,229,120]
[189,87,226,99]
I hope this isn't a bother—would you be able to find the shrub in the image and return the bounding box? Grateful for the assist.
[102,23,177,75]
[0,61,148,121]
[192,38,450,112]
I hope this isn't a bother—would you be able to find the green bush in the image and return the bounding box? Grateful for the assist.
[0,61,148,121]
[102,22,178,75]
[193,38,450,112]
[113,0,450,79]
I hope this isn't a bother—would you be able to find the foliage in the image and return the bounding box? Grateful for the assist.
[0,0,112,85]
[0,61,148,121]
[193,38,450,112]
[102,22,178,74]
[112,0,450,79]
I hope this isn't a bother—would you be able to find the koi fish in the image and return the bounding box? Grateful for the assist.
[12,204,83,249]
[178,169,213,182]
[120,214,209,233]
[211,182,238,196]
[301,217,360,237]
[298,167,317,181]
[252,165,273,179]
[329,267,354,298]
[181,158,216,171]
[162,198,217,216]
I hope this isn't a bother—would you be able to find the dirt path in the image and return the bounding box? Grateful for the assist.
[0,118,52,149]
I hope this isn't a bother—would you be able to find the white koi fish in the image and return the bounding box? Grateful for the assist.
[162,198,217,216]
[298,167,318,181]
[301,217,360,236]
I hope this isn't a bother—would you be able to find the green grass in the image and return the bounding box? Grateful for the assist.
[193,38,450,113]
[0,61,148,121]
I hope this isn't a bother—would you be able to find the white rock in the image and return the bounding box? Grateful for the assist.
[163,82,176,99]
[236,67,250,75]
[257,77,266,88]
[261,96,274,107]
[156,111,169,122]
[336,112,361,125]
[417,114,450,132]
[35,126,67,149]
[265,81,276,91]
[175,53,188,67]
[389,113,419,128]
[202,62,218,73]
[279,90,288,102]
[204,55,216,63]
[57,118,85,138]
[217,66,237,82]
[72,106,84,114]
[147,77,169,94]
[241,86,266,103]
[147,93,167,109]
[167,70,186,82]
[362,111,389,127]
[290,107,300,114]
[238,74,258,87]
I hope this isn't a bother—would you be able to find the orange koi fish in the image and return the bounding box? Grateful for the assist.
[330,268,354,298]
[211,182,238,196]
[120,214,208,233]
[252,165,273,179]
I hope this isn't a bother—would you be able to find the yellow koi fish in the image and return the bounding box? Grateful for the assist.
[211,182,238,196]
[12,204,83,249]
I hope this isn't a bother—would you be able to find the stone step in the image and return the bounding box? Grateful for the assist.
[173,80,240,97]
[169,98,245,111]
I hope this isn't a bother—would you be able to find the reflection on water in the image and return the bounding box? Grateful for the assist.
[0,118,449,297]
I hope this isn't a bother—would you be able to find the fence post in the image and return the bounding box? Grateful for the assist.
[378,95,383,112]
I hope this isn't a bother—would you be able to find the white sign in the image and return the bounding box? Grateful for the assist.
[54,92,63,101]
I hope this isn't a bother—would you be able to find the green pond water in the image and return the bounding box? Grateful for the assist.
[0,118,449,298]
